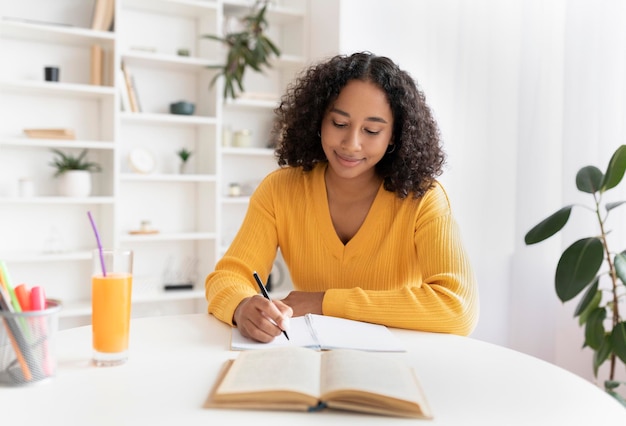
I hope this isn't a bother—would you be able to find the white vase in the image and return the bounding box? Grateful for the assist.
[58,170,92,197]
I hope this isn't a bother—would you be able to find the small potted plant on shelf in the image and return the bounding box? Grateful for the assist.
[524,144,626,407]
[202,0,281,99]
[177,148,193,174]
[49,148,101,197]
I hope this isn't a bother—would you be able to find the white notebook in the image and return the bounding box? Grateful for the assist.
[230,313,406,352]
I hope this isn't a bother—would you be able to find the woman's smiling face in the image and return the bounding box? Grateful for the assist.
[320,79,394,181]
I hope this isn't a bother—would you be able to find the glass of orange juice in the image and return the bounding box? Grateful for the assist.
[91,248,133,367]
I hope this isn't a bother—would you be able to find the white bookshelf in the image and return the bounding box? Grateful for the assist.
[0,0,307,328]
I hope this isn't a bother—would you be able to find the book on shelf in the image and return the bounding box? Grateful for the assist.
[90,44,103,86]
[23,128,76,140]
[129,74,142,112]
[117,70,131,112]
[120,62,140,112]
[205,346,433,419]
[91,0,114,31]
[231,313,406,352]
[90,0,107,30]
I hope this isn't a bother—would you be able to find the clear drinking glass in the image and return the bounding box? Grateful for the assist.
[91,249,133,367]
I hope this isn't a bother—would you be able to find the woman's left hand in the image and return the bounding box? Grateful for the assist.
[280,291,324,317]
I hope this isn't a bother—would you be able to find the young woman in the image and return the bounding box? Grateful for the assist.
[205,52,479,342]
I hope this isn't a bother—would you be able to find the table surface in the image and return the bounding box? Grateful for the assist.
[2,313,625,425]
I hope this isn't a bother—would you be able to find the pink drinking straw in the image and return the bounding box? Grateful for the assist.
[87,211,107,276]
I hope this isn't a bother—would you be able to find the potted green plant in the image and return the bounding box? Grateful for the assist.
[524,144,626,406]
[49,148,101,197]
[176,148,193,174]
[202,0,281,99]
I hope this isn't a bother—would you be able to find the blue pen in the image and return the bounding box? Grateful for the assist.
[253,271,290,340]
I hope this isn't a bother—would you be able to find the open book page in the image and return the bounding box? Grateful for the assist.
[213,347,321,407]
[231,314,405,352]
[320,349,433,419]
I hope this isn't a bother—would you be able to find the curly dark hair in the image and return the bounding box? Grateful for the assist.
[272,51,445,199]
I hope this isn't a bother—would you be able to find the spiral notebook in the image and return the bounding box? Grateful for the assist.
[230,313,406,352]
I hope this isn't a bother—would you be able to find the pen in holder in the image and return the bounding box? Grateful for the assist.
[0,299,62,386]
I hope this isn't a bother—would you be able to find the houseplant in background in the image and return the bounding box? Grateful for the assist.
[176,148,193,174]
[202,0,281,99]
[49,148,101,197]
[525,144,626,407]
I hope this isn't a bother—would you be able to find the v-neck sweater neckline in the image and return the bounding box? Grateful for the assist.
[312,164,386,260]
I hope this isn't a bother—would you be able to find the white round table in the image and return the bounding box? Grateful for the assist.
[1,313,624,425]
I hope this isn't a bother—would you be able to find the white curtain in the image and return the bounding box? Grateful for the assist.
[319,0,626,382]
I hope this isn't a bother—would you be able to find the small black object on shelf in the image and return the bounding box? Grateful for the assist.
[170,101,195,115]
[164,283,194,291]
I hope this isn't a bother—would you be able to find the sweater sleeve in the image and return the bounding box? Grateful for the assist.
[322,184,480,336]
[204,174,280,326]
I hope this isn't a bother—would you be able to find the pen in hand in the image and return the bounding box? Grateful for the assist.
[253,271,290,340]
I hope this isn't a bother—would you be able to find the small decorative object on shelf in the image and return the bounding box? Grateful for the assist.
[177,48,190,57]
[228,182,242,197]
[222,125,233,147]
[18,177,35,198]
[169,101,195,115]
[176,148,193,174]
[128,148,156,174]
[49,149,101,197]
[162,256,198,291]
[44,66,59,82]
[129,220,159,235]
[202,0,281,99]
[233,129,252,147]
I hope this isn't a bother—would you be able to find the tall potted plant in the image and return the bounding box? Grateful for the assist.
[202,0,281,99]
[49,148,101,197]
[524,144,626,406]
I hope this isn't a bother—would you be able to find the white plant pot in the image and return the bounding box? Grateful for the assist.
[58,170,92,197]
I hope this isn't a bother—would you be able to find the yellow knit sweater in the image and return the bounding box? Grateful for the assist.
[205,163,479,335]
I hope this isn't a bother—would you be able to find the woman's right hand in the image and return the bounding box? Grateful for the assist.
[233,295,293,343]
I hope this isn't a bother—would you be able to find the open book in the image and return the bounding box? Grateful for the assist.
[231,313,405,352]
[205,346,433,419]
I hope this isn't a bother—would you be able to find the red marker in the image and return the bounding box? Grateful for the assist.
[30,286,46,311]
[30,286,52,376]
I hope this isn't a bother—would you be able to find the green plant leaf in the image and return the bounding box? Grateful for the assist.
[584,307,606,350]
[606,200,626,212]
[49,148,101,176]
[202,0,281,99]
[555,237,604,302]
[606,388,626,408]
[605,380,625,390]
[612,322,626,364]
[574,277,600,324]
[177,148,192,162]
[262,36,281,56]
[576,166,603,193]
[524,206,573,245]
[201,34,226,43]
[614,252,626,284]
[593,335,612,377]
[601,144,626,192]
